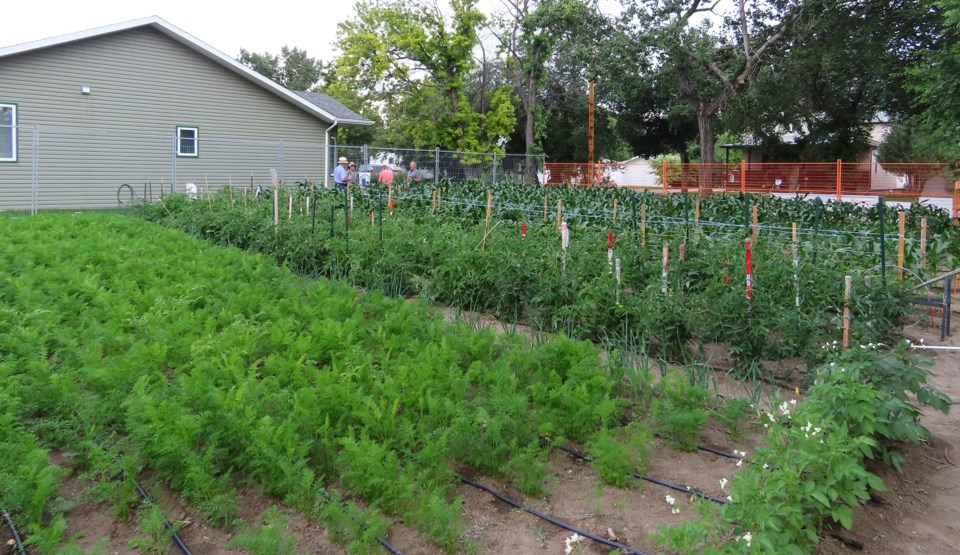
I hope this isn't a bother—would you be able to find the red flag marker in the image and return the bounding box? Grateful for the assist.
[608,231,614,249]
[521,222,527,237]
[745,238,754,300]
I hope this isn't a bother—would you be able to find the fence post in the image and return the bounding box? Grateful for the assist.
[835,159,842,202]
[31,125,39,215]
[492,152,498,184]
[171,132,177,194]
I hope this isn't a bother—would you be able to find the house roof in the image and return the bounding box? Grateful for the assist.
[0,16,373,127]
[292,91,368,124]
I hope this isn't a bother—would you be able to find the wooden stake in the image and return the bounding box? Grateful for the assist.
[556,198,563,229]
[432,189,437,211]
[612,198,618,225]
[661,245,669,294]
[842,275,852,350]
[694,197,700,224]
[679,243,685,261]
[641,204,646,247]
[486,190,493,225]
[898,211,906,281]
[792,222,799,308]
[920,217,927,270]
[751,204,759,244]
[305,195,310,215]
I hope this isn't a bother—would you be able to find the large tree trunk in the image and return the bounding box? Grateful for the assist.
[696,104,716,164]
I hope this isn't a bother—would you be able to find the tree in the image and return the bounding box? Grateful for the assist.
[238,46,323,91]
[623,0,806,163]
[724,0,946,161]
[488,0,608,180]
[332,0,515,153]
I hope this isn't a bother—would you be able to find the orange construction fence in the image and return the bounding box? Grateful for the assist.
[542,161,959,218]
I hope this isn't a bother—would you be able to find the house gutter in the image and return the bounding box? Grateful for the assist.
[324,119,339,190]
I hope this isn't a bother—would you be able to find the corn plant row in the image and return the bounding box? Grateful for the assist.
[0,213,664,551]
[141,190,915,371]
[285,177,958,237]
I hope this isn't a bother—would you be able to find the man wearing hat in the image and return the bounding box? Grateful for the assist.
[334,156,352,191]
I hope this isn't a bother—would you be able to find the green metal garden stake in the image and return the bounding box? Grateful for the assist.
[329,204,335,238]
[378,190,384,245]
[743,193,751,233]
[683,192,690,243]
[311,191,317,234]
[632,195,638,233]
[344,185,349,246]
[878,196,887,285]
[811,198,823,264]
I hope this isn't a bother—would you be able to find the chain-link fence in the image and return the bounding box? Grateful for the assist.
[329,145,544,188]
[0,123,546,213]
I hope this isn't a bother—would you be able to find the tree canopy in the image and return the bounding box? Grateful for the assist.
[237,0,959,164]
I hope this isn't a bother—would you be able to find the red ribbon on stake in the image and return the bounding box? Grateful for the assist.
[745,237,754,301]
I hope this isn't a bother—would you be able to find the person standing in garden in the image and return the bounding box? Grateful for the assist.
[333,156,351,191]
[406,161,423,190]
[378,164,395,186]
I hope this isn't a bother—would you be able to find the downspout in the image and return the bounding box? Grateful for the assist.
[324,119,339,190]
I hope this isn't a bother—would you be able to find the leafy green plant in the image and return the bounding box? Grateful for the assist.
[586,421,652,488]
[227,506,305,555]
[653,374,710,451]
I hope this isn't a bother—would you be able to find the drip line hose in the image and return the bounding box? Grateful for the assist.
[651,432,743,461]
[458,474,646,555]
[133,484,193,555]
[1,510,27,555]
[556,446,728,505]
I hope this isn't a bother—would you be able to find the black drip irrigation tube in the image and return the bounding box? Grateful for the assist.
[133,484,193,555]
[1,510,27,555]
[556,446,729,505]
[457,474,647,555]
[651,432,745,462]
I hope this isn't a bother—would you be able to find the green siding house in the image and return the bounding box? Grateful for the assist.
[0,16,370,211]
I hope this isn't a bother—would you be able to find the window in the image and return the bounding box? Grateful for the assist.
[0,103,16,162]
[176,126,198,157]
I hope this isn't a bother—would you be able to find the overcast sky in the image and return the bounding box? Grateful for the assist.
[3,1,529,63]
[5,1,379,62]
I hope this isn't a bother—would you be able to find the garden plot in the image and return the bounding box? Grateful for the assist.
[0,207,952,554]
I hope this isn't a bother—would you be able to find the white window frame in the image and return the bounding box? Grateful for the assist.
[0,103,17,163]
[176,126,199,158]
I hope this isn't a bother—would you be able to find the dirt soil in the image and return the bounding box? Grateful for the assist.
[45,313,959,554]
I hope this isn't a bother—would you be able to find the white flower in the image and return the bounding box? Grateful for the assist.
[789,399,797,406]
[665,495,675,505]
[762,463,770,470]
[739,531,753,546]
[736,459,744,467]
[564,533,583,554]
[726,495,733,502]
[719,478,728,490]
